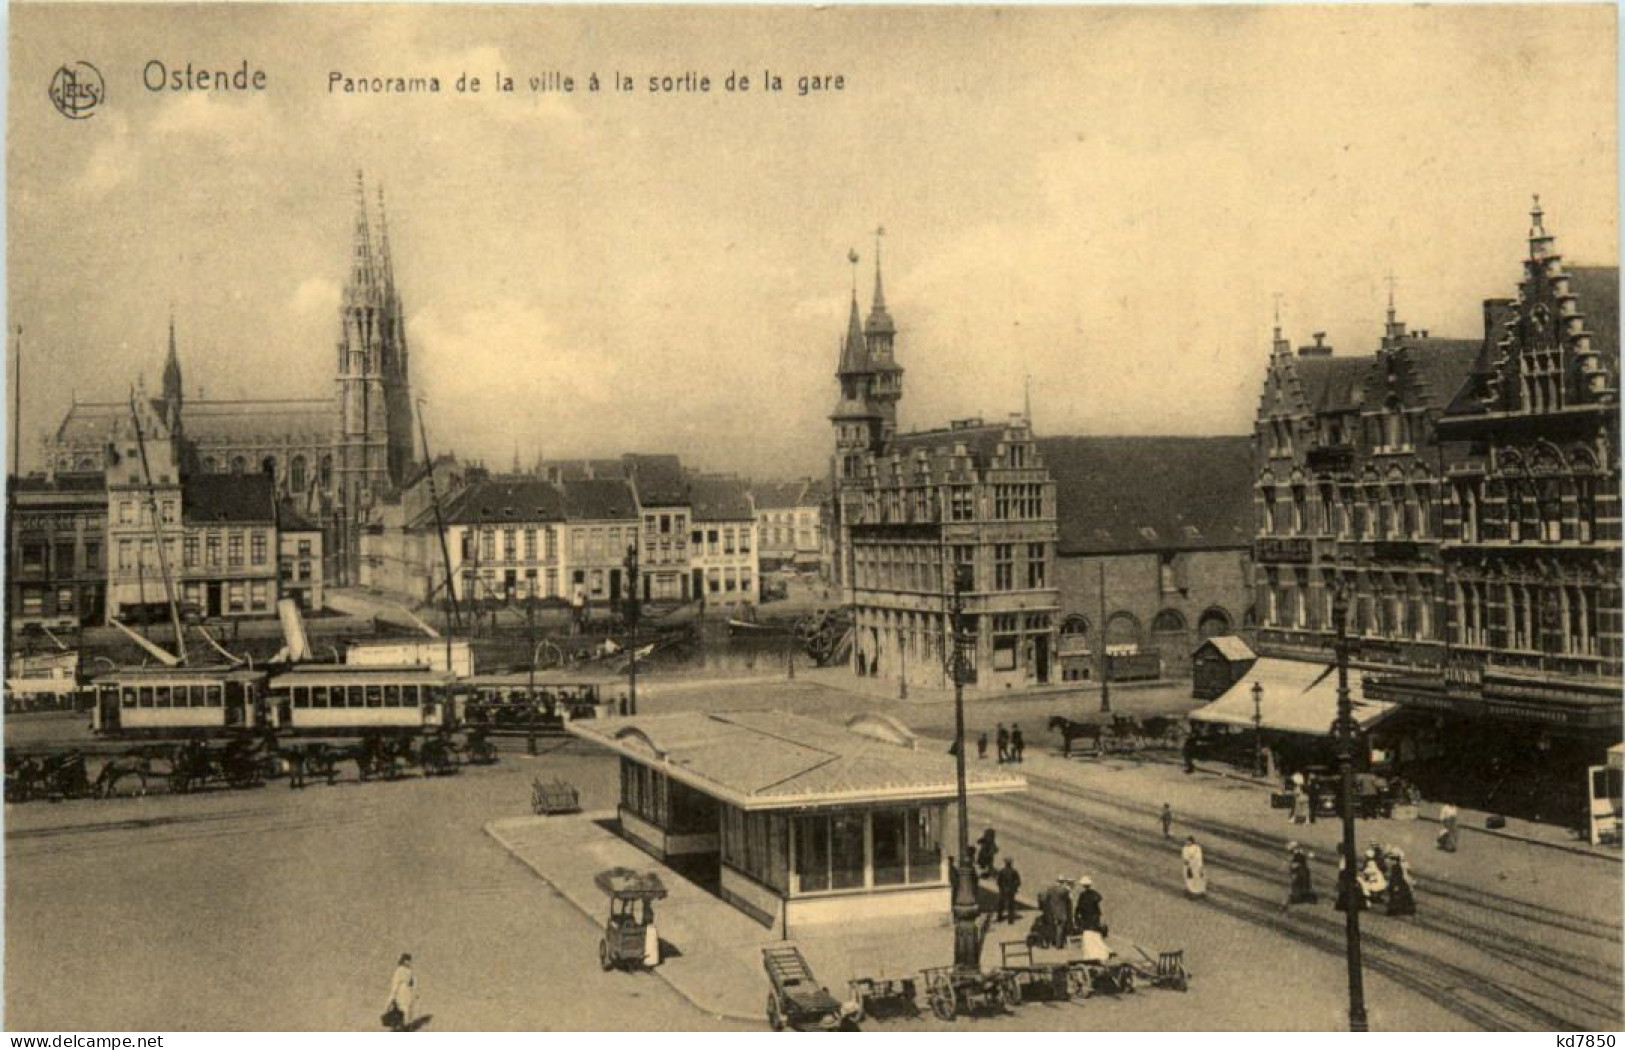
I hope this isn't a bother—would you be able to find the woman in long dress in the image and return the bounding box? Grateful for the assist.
[1285,844,1317,907]
[1386,850,1417,917]
[386,954,416,1032]
[1181,836,1207,898]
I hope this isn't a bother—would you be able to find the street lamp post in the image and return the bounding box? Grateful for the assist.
[946,564,982,972]
[624,543,640,717]
[1332,585,1370,1032]
[1252,680,1266,779]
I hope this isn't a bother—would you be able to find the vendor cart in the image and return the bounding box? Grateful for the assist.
[762,945,857,1031]
[847,974,918,1022]
[594,868,667,971]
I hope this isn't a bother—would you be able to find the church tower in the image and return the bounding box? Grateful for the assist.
[829,236,904,481]
[334,171,415,582]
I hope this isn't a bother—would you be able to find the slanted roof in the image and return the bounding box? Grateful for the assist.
[689,477,753,522]
[182,473,275,524]
[1038,436,1253,554]
[1189,657,1396,736]
[1296,355,1372,414]
[540,459,628,482]
[624,454,688,506]
[180,398,337,444]
[12,471,106,493]
[751,481,807,511]
[561,478,638,521]
[277,499,319,532]
[444,480,564,525]
[1571,265,1620,379]
[1400,338,1481,412]
[890,423,1008,467]
[1195,635,1256,662]
[54,400,168,445]
[568,710,1026,810]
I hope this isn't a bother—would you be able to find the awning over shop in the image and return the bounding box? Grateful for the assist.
[1189,657,1398,737]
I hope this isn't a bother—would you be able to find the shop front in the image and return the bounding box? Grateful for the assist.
[569,710,1025,935]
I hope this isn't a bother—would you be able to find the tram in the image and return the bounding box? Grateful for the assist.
[92,666,272,737]
[266,665,457,735]
[459,675,615,733]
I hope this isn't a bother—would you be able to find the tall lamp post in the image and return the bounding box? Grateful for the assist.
[1252,681,1266,778]
[946,564,982,972]
[1332,584,1369,1032]
[624,543,640,717]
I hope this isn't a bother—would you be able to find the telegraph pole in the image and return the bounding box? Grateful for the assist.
[1332,584,1370,1031]
[624,542,640,716]
[1098,561,1111,713]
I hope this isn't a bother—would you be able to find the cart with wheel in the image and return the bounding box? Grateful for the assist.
[762,945,857,1031]
[593,868,667,971]
[997,941,1075,1003]
[919,965,1021,1021]
[847,973,918,1022]
[1127,945,1190,992]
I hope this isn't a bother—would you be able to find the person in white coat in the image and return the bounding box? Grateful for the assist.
[1181,836,1207,898]
[386,954,416,1032]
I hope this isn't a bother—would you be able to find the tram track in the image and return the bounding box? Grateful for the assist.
[978,779,1622,1032]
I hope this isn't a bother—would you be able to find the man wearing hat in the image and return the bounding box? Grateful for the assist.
[995,857,1022,924]
[1073,875,1105,936]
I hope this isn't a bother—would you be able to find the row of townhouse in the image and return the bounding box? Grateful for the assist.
[1251,198,1619,819]
[359,455,763,610]
[8,398,325,641]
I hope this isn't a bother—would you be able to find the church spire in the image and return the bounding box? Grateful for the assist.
[161,308,183,417]
[346,170,379,304]
[1382,271,1405,349]
[376,182,396,296]
[864,226,896,338]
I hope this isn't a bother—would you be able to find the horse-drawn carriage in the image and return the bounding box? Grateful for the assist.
[4,749,92,802]
[1049,714,1186,758]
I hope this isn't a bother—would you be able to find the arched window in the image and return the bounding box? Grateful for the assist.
[1197,607,1232,639]
[75,457,95,471]
[1105,612,1140,654]
[319,455,333,490]
[230,456,246,474]
[202,456,217,472]
[290,455,307,493]
[261,456,278,478]
[1151,609,1186,633]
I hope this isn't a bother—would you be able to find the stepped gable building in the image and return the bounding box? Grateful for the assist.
[1251,297,1480,672]
[1039,436,1254,681]
[829,242,1060,693]
[1367,201,1621,809]
[43,173,417,586]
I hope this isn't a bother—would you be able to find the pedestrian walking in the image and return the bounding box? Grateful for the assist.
[1181,735,1196,774]
[1160,802,1173,839]
[975,827,999,878]
[1436,802,1459,852]
[995,858,1022,923]
[1289,785,1309,825]
[1284,843,1317,909]
[1306,776,1321,824]
[977,731,989,760]
[1011,725,1026,763]
[996,724,1010,764]
[1181,836,1207,898]
[384,953,416,1032]
[1073,875,1106,934]
[1386,849,1416,917]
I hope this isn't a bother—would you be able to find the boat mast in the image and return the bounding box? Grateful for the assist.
[128,392,188,665]
[415,399,461,642]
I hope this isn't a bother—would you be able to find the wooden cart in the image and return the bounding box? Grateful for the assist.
[919,965,1020,1021]
[762,945,856,1031]
[847,974,918,1022]
[531,776,581,814]
[594,868,667,971]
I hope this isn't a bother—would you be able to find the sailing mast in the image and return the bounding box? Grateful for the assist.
[415,398,461,640]
[128,392,188,665]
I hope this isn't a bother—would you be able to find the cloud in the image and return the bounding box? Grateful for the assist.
[291,277,341,318]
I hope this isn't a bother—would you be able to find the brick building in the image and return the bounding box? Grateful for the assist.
[688,477,759,609]
[8,473,107,637]
[1041,436,1254,681]
[1364,201,1621,818]
[561,478,641,607]
[1251,303,1480,672]
[829,245,1060,693]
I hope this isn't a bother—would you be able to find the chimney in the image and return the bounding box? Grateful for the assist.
[1297,332,1333,358]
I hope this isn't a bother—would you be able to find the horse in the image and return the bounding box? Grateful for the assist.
[1048,716,1106,758]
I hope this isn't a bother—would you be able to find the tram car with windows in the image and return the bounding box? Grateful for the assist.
[266,665,457,735]
[92,666,272,738]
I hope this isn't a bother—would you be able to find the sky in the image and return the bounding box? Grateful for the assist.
[7,4,1618,479]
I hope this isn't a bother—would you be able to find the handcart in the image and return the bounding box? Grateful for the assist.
[594,868,667,971]
[998,941,1075,1003]
[847,973,919,1022]
[919,965,1020,1021]
[762,945,857,1031]
[531,776,581,814]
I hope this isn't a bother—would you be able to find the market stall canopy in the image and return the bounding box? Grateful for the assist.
[1189,657,1397,737]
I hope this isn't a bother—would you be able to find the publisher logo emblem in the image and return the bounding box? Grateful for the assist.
[49,62,104,120]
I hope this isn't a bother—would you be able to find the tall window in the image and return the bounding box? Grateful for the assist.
[1577,477,1597,543]
[504,529,517,561]
[290,456,307,493]
[228,533,244,567]
[524,529,538,561]
[251,532,267,566]
[993,544,1014,590]
[1026,543,1046,589]
[482,529,496,561]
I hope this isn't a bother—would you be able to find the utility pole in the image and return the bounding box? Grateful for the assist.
[946,564,981,972]
[624,542,640,716]
[1332,584,1369,1032]
[415,398,461,645]
[1097,561,1111,713]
